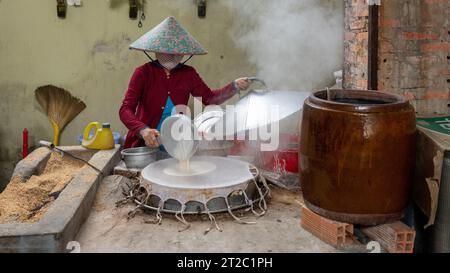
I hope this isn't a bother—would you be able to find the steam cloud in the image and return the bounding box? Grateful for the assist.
[160,0,343,90]
[159,0,344,135]
[221,0,344,91]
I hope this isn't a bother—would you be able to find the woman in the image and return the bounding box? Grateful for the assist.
[120,16,250,149]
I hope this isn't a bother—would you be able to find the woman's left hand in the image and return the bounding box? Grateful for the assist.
[235,78,251,91]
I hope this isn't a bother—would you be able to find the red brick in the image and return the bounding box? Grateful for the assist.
[350,19,367,30]
[402,32,439,41]
[403,91,416,101]
[356,3,369,17]
[425,0,449,4]
[357,54,368,65]
[357,79,368,89]
[362,222,416,253]
[379,18,400,28]
[440,68,450,76]
[356,31,369,42]
[423,91,450,100]
[345,32,356,41]
[300,206,354,248]
[421,42,450,53]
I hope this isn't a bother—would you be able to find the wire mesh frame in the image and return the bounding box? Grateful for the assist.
[127,164,271,232]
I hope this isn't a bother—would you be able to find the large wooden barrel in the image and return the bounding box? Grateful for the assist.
[300,89,416,225]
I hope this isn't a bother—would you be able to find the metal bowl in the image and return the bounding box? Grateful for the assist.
[121,147,158,169]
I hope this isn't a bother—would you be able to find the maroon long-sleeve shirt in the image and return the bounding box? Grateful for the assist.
[119,61,236,148]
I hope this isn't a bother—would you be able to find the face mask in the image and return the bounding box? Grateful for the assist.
[155,53,183,70]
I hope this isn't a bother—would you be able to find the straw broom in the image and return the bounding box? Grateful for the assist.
[35,85,86,146]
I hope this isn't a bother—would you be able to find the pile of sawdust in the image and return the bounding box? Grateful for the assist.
[0,152,85,224]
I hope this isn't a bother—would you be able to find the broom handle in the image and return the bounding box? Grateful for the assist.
[39,140,104,175]
[51,120,60,146]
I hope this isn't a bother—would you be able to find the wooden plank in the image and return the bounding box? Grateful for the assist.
[368,4,379,90]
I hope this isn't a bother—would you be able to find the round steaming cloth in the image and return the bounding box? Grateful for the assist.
[140,156,255,204]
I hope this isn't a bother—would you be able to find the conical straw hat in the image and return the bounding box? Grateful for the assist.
[130,16,207,55]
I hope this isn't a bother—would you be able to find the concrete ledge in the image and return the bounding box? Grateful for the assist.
[0,145,121,253]
[11,147,52,180]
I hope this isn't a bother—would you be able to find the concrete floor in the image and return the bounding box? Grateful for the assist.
[76,175,365,253]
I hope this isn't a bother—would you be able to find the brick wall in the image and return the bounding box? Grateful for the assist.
[343,0,370,89]
[378,0,450,115]
[344,0,450,115]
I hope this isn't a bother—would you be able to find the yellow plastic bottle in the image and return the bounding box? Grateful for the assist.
[81,122,115,150]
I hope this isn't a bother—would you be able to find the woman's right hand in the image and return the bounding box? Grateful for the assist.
[140,128,160,148]
[234,77,251,91]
